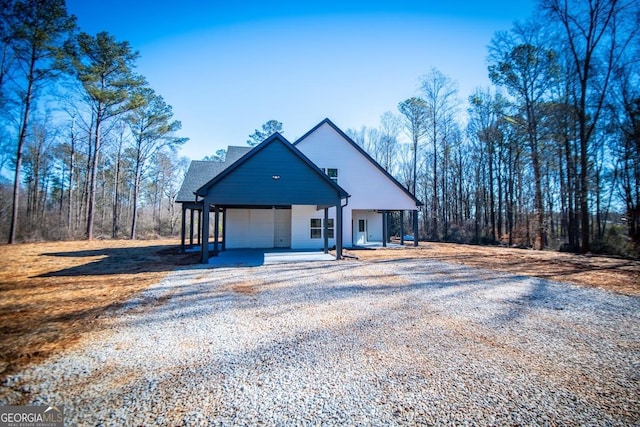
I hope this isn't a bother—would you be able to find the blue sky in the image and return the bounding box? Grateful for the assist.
[65,1,537,160]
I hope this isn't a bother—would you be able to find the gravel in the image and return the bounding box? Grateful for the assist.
[2,258,639,425]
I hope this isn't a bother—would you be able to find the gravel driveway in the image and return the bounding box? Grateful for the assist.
[2,258,639,425]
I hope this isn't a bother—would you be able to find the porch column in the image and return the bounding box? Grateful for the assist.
[213,206,220,256]
[197,210,202,246]
[400,210,405,245]
[222,208,227,251]
[336,202,343,259]
[412,209,419,247]
[323,208,329,254]
[180,204,187,253]
[201,199,211,263]
[189,208,195,246]
[382,210,388,247]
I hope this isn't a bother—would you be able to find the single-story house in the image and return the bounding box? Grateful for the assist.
[176,118,422,263]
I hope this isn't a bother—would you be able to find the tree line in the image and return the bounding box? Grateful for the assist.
[1,0,638,259]
[0,0,189,243]
[346,0,639,257]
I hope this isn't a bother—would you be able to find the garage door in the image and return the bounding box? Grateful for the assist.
[226,208,291,248]
[274,208,292,248]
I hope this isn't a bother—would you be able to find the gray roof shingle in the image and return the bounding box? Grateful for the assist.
[225,146,252,164]
[176,146,253,203]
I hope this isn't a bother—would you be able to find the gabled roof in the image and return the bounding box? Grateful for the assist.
[225,146,252,164]
[294,118,423,206]
[196,132,349,204]
[176,161,227,203]
[176,146,253,203]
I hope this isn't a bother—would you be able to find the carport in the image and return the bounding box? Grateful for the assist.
[194,133,349,263]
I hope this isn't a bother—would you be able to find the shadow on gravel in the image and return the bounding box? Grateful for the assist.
[109,260,557,330]
[35,245,198,277]
[77,260,640,426]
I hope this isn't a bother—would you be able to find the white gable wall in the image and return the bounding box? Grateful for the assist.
[296,123,417,210]
[296,122,418,245]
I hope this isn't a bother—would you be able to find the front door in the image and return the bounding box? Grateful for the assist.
[356,219,367,245]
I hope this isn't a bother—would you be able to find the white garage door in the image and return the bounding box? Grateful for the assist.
[274,209,292,248]
[226,208,291,248]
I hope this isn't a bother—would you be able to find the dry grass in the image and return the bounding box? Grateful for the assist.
[347,241,640,297]
[1,239,638,385]
[0,239,198,382]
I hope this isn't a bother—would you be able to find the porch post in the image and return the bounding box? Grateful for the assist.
[382,210,388,247]
[213,207,220,256]
[336,201,343,259]
[222,208,226,251]
[180,204,186,253]
[197,210,202,246]
[189,208,195,246]
[400,210,405,245]
[323,208,329,254]
[201,199,210,263]
[412,209,419,247]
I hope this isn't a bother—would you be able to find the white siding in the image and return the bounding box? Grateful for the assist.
[226,209,250,248]
[291,205,336,250]
[296,122,418,211]
[296,122,418,245]
[249,209,275,248]
[226,208,275,248]
[274,208,292,248]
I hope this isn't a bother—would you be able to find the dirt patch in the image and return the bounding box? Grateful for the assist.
[346,242,640,297]
[0,239,198,382]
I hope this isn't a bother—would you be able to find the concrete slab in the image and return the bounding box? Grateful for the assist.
[264,251,335,265]
[207,249,336,267]
[348,242,404,249]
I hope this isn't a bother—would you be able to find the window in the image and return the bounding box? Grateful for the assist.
[326,218,334,238]
[310,218,334,239]
[310,219,322,239]
[327,168,338,183]
[322,168,338,183]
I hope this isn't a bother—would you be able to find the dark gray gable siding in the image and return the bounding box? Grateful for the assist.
[294,118,423,206]
[197,133,348,206]
[176,161,227,203]
[176,147,253,203]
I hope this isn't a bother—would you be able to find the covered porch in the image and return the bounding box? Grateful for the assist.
[190,133,350,264]
[350,209,419,248]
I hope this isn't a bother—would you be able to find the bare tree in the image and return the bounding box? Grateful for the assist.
[542,0,639,252]
[420,68,460,240]
[126,86,187,239]
[378,111,401,173]
[398,97,427,196]
[488,20,559,249]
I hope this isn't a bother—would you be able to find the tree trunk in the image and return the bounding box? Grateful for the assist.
[112,148,121,238]
[86,116,101,240]
[8,48,36,244]
[130,160,142,240]
[67,123,75,231]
